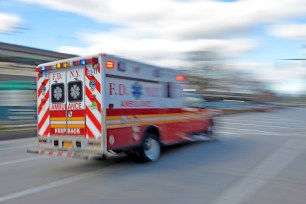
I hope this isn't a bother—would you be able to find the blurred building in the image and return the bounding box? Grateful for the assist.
[0,42,77,122]
[183,51,279,103]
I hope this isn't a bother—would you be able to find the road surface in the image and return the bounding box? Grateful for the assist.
[0,108,306,204]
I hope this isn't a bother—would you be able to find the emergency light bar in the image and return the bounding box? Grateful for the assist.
[56,62,69,69]
[73,57,98,66]
[36,65,51,72]
[36,57,99,72]
[80,59,86,65]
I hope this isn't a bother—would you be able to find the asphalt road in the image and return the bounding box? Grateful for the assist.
[0,129,36,141]
[0,108,306,204]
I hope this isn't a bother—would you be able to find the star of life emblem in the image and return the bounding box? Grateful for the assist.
[70,84,80,99]
[53,86,63,100]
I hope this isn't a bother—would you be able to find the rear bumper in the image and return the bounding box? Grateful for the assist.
[27,148,104,160]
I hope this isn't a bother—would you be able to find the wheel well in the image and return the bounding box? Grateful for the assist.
[144,126,160,141]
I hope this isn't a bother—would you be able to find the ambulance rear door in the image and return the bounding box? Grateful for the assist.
[49,67,86,138]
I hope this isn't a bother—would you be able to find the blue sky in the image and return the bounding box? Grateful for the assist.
[1,0,306,95]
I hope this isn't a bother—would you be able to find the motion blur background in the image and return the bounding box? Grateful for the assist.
[1,0,306,137]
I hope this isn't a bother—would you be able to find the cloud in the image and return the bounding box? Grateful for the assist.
[57,29,256,67]
[19,0,306,69]
[269,24,306,41]
[0,13,22,33]
[19,0,306,39]
[227,60,306,86]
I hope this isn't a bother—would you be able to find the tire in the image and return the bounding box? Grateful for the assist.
[125,150,140,161]
[137,133,161,162]
[206,126,213,137]
[205,125,217,141]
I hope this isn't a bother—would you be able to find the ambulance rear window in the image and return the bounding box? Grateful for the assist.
[51,83,65,103]
[68,81,83,102]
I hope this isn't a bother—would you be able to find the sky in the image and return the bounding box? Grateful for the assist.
[1,0,306,95]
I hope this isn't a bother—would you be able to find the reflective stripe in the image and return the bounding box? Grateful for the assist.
[85,66,102,139]
[37,76,50,137]
[50,124,85,128]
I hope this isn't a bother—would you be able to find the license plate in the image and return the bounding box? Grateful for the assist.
[63,141,73,149]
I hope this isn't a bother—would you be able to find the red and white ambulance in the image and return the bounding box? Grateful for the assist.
[30,53,218,162]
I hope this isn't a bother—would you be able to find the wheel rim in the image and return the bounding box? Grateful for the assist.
[144,137,160,161]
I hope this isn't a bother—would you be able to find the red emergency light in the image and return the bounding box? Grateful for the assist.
[176,75,185,81]
[36,66,51,72]
[73,57,98,66]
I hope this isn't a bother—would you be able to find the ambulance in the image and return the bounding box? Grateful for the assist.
[29,53,218,162]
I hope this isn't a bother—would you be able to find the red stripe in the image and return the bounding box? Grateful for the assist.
[67,110,85,117]
[57,152,63,157]
[85,67,101,93]
[86,125,95,139]
[106,108,183,116]
[85,86,101,113]
[97,63,101,73]
[42,125,50,136]
[38,79,49,98]
[67,152,74,158]
[86,106,102,133]
[38,91,49,115]
[38,109,50,131]
[48,151,54,156]
[50,110,66,117]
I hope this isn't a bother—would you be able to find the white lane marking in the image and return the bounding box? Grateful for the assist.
[221,127,305,137]
[219,118,304,124]
[222,122,303,130]
[0,156,46,167]
[0,165,114,203]
[214,131,237,135]
[0,138,36,145]
[211,139,306,204]
[0,145,36,151]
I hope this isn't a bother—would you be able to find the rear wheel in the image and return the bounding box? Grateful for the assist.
[137,133,160,162]
[206,126,213,136]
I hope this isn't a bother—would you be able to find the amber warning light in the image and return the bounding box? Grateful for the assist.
[106,60,115,69]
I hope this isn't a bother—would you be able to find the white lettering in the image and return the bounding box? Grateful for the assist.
[55,128,66,133]
[67,128,81,134]
[121,100,152,107]
[51,104,66,110]
[67,102,82,110]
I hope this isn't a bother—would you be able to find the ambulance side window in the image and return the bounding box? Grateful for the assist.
[51,83,65,103]
[68,81,83,102]
[118,62,126,72]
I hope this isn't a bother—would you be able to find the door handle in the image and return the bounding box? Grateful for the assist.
[68,111,73,119]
